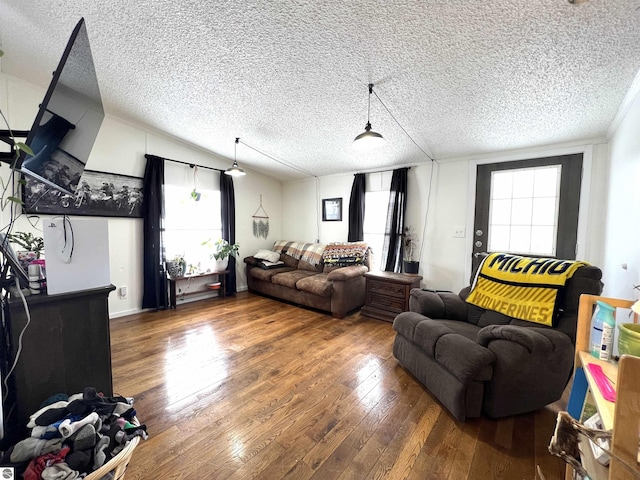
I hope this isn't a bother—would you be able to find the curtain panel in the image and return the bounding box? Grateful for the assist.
[347,173,366,242]
[220,173,237,296]
[382,167,408,273]
[142,154,168,310]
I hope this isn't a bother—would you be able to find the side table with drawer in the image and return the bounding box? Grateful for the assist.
[361,271,422,322]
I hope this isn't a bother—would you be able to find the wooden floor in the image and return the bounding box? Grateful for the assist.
[110,292,567,480]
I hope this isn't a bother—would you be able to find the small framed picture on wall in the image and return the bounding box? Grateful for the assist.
[322,197,342,222]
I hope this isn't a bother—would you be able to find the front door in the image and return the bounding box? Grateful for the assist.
[472,154,583,273]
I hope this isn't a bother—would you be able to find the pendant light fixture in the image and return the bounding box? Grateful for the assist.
[353,83,385,150]
[224,137,246,177]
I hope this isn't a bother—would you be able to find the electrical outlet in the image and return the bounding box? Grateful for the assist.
[119,286,128,298]
[453,226,466,238]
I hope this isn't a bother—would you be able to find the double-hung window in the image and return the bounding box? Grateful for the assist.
[163,163,222,272]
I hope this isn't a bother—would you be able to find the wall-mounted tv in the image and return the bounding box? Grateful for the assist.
[15,18,104,196]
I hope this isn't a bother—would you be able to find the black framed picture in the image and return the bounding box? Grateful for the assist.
[23,170,144,218]
[322,197,342,222]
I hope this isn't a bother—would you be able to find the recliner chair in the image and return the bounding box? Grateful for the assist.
[392,263,603,421]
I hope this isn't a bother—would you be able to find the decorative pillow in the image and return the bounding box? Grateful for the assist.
[322,242,368,267]
[254,249,281,263]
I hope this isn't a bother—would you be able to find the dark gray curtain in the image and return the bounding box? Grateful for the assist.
[382,167,408,272]
[347,173,366,242]
[142,154,168,310]
[220,173,237,296]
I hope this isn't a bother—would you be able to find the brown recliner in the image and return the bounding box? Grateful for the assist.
[392,264,603,421]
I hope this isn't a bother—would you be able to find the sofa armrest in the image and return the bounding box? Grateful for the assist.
[244,256,260,266]
[326,265,368,281]
[408,289,468,321]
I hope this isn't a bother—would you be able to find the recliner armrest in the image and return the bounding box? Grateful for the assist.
[477,325,568,354]
[408,289,468,321]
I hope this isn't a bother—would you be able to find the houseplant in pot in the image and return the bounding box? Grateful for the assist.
[7,231,45,270]
[166,254,187,278]
[206,238,240,271]
[402,226,420,275]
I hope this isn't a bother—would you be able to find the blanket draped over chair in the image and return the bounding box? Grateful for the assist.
[466,253,590,326]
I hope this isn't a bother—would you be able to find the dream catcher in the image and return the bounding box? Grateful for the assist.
[252,195,269,239]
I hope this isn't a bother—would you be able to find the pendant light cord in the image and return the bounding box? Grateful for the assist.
[237,139,316,177]
[367,84,372,125]
[370,88,435,162]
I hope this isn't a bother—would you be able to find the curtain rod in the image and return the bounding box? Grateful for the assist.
[356,166,411,175]
[145,154,224,173]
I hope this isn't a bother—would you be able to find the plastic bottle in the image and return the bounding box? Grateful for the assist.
[589,300,616,360]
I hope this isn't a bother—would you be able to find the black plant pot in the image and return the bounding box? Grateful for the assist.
[403,260,420,275]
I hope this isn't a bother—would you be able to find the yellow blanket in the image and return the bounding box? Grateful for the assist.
[466,253,589,326]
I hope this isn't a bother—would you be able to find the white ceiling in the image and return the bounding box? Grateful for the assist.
[1,0,640,181]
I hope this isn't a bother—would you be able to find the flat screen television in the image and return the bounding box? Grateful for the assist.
[15,18,104,197]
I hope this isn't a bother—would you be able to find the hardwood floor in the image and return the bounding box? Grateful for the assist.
[110,292,567,479]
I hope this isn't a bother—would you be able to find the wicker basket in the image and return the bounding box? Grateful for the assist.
[85,420,141,480]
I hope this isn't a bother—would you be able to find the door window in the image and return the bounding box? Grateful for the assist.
[488,165,561,256]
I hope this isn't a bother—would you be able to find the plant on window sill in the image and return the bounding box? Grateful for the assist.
[203,238,240,261]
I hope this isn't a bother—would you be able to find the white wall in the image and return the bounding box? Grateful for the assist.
[0,73,282,318]
[601,87,640,300]
[282,141,609,294]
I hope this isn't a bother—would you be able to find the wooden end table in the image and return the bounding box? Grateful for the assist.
[361,271,423,322]
[168,270,228,309]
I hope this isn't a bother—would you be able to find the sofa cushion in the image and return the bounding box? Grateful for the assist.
[250,266,294,282]
[272,270,317,289]
[296,273,333,297]
[298,259,324,273]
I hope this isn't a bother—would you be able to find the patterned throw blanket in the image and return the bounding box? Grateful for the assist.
[466,253,589,326]
[273,240,326,266]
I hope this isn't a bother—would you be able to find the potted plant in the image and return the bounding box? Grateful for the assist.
[166,254,187,278]
[204,238,240,271]
[7,232,45,270]
[402,226,420,275]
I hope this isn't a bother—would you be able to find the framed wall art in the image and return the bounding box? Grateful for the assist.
[23,170,144,218]
[322,197,342,222]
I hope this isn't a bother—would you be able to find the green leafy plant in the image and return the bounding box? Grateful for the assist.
[203,238,240,261]
[0,49,33,211]
[190,188,201,201]
[171,253,186,267]
[7,232,45,258]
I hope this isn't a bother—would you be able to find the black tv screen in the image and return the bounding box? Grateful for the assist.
[16,18,104,196]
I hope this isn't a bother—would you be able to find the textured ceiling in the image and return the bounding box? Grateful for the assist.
[1,0,640,180]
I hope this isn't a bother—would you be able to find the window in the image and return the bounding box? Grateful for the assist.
[363,190,390,271]
[488,165,561,256]
[163,164,221,272]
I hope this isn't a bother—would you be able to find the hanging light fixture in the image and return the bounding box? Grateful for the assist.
[353,83,385,150]
[225,137,246,177]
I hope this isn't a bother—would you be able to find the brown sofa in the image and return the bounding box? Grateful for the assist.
[244,241,371,318]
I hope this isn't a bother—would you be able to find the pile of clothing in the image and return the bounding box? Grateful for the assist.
[0,387,147,479]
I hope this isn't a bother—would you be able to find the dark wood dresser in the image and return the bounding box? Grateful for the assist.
[361,271,422,322]
[2,285,115,445]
